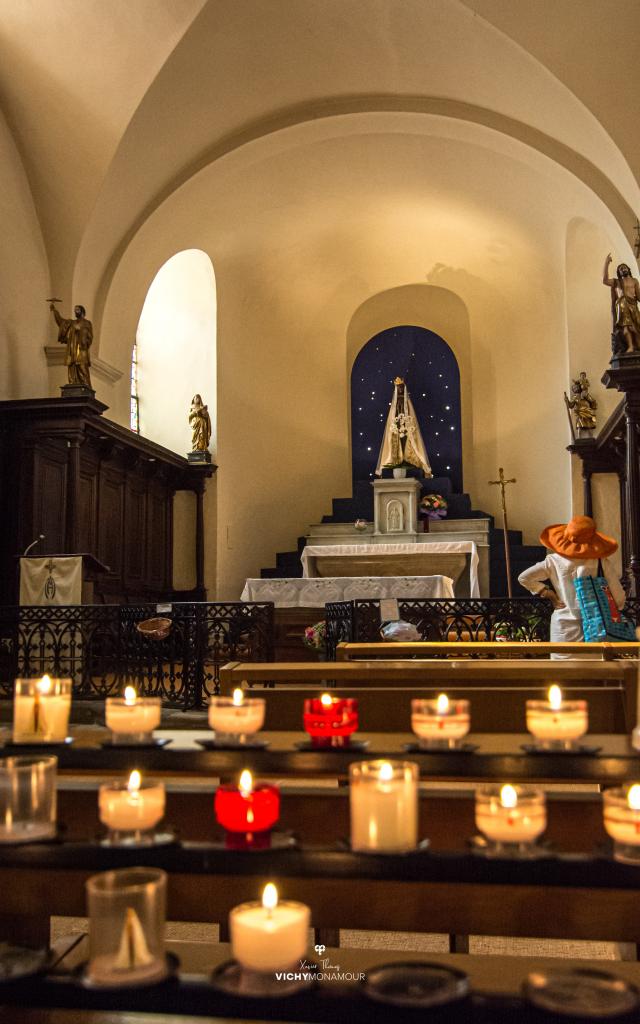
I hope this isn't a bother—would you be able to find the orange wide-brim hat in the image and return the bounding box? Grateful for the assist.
[539,515,618,559]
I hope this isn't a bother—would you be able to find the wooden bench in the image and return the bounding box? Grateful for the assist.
[336,640,640,660]
[219,659,638,732]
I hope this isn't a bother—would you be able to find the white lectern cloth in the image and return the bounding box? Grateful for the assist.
[19,556,83,605]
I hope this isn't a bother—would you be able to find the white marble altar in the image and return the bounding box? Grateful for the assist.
[241,575,455,607]
[300,541,480,597]
[373,478,421,539]
[304,517,490,596]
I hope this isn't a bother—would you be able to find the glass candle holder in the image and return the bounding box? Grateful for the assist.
[526,686,588,749]
[86,867,167,987]
[230,883,310,975]
[350,760,419,853]
[99,774,165,845]
[603,785,640,864]
[475,784,546,856]
[214,771,280,849]
[13,677,72,743]
[303,695,358,748]
[105,694,161,744]
[0,755,57,843]
[208,694,265,744]
[411,696,470,749]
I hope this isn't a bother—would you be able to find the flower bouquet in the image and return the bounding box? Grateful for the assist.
[420,494,448,520]
[303,620,327,658]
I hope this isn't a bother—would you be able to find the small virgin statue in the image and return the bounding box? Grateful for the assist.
[189,394,212,452]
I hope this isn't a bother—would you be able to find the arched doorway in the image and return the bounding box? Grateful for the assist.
[351,325,462,491]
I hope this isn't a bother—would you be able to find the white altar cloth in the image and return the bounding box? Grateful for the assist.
[300,542,480,597]
[241,575,455,608]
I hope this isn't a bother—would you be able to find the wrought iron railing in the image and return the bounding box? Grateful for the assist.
[0,602,274,708]
[325,597,556,659]
[325,595,640,659]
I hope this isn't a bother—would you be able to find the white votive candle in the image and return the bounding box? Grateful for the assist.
[412,695,470,747]
[230,883,310,973]
[106,688,161,741]
[13,676,72,743]
[526,686,588,747]
[99,771,165,842]
[350,760,419,853]
[476,784,546,850]
[603,784,640,863]
[208,690,265,740]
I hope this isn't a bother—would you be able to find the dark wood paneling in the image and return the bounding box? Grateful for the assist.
[147,479,169,590]
[33,445,67,554]
[0,396,215,603]
[124,477,146,585]
[78,470,97,554]
[97,465,124,579]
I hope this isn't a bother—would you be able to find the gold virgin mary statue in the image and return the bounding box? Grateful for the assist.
[375,377,432,476]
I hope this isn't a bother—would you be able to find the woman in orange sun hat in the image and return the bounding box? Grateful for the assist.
[518,515,625,656]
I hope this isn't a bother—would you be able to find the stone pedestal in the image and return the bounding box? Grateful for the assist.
[188,450,212,464]
[373,478,421,540]
[60,383,95,400]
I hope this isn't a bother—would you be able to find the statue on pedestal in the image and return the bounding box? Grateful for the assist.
[603,254,640,356]
[564,372,597,435]
[188,394,212,462]
[49,300,93,389]
[375,377,432,477]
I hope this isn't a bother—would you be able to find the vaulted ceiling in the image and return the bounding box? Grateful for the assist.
[0,0,637,312]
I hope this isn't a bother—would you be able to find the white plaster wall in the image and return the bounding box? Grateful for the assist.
[0,108,49,399]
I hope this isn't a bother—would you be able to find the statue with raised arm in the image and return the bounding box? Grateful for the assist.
[603,254,640,356]
[189,394,212,452]
[49,300,93,388]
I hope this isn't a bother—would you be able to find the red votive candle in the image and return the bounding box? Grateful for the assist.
[214,770,280,849]
[303,694,359,748]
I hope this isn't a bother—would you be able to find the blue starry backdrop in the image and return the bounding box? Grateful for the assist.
[350,325,462,492]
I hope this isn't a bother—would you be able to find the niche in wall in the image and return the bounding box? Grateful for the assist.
[350,325,462,491]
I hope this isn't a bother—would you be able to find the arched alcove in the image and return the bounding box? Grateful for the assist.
[351,325,462,491]
[135,248,216,455]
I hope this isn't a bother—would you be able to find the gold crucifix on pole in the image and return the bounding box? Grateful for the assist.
[489,467,516,598]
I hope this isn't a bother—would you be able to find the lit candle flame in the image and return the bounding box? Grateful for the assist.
[379,761,394,782]
[500,784,518,809]
[548,685,562,711]
[124,686,137,706]
[127,770,142,793]
[239,769,253,797]
[37,675,52,695]
[436,693,449,714]
[628,785,640,810]
[320,693,333,707]
[262,882,278,914]
[232,688,244,706]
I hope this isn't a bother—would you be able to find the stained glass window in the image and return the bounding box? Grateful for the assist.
[130,341,140,434]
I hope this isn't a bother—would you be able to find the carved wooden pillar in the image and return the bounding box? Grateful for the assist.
[619,469,630,592]
[195,480,205,597]
[65,436,82,552]
[625,397,640,597]
[602,362,640,599]
[582,465,593,518]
